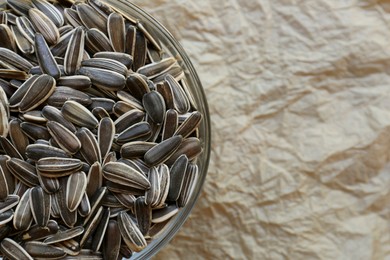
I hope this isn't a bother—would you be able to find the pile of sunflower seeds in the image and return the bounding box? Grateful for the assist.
[0,0,203,259]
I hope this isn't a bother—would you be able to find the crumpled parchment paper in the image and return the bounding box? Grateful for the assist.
[134,0,390,259]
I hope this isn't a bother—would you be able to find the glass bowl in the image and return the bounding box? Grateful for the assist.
[101,0,211,259]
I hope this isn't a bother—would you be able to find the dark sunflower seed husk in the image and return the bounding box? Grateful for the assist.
[116,121,152,144]
[0,136,23,159]
[125,72,150,101]
[26,144,70,162]
[6,158,39,187]
[142,90,166,124]
[178,163,199,207]
[145,166,160,207]
[89,98,115,113]
[117,211,147,253]
[78,192,91,217]
[42,105,76,132]
[114,109,145,134]
[0,238,33,260]
[167,154,188,202]
[102,162,150,190]
[152,204,179,224]
[162,109,178,140]
[86,162,102,198]
[32,0,64,27]
[0,47,33,72]
[144,135,183,166]
[37,173,60,193]
[64,8,83,28]
[7,0,33,16]
[64,26,85,75]
[107,13,125,53]
[97,117,114,159]
[13,188,33,231]
[37,157,82,177]
[79,205,103,248]
[76,127,101,165]
[102,219,121,260]
[0,164,9,200]
[165,74,190,114]
[57,75,92,90]
[47,121,81,155]
[62,100,99,129]
[76,4,107,33]
[85,28,113,54]
[94,51,133,69]
[30,186,51,227]
[81,57,128,76]
[78,66,126,91]
[24,241,66,259]
[0,24,17,51]
[132,29,147,71]
[21,220,59,241]
[66,171,87,212]
[165,137,202,166]
[91,207,110,252]
[120,141,156,159]
[21,122,51,141]
[34,33,61,79]
[29,8,59,45]
[137,57,176,79]
[134,196,151,236]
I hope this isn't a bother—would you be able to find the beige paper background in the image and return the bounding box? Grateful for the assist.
[133,0,390,259]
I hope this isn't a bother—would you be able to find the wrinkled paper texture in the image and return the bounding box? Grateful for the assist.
[134,0,390,259]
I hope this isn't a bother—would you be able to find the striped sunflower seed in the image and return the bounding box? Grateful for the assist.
[135,196,151,236]
[117,211,147,253]
[64,26,85,75]
[29,8,59,45]
[66,171,87,212]
[76,4,107,33]
[56,75,92,90]
[0,24,16,51]
[78,192,91,217]
[85,28,113,54]
[86,162,102,198]
[0,47,33,72]
[26,144,69,162]
[11,24,35,54]
[21,122,51,141]
[145,167,160,207]
[102,162,150,190]
[78,66,126,91]
[7,158,39,187]
[174,111,202,138]
[32,0,64,27]
[165,137,202,166]
[13,188,33,230]
[42,105,76,132]
[156,164,170,207]
[152,204,179,224]
[165,74,190,114]
[144,135,183,166]
[125,72,150,101]
[167,154,188,202]
[24,241,66,259]
[132,29,147,71]
[64,8,83,28]
[0,210,13,227]
[91,207,110,252]
[44,226,84,245]
[116,121,152,144]
[178,163,199,207]
[15,16,35,44]
[34,33,61,79]
[142,91,166,124]
[120,141,157,159]
[62,100,99,129]
[94,51,133,69]
[0,164,9,200]
[97,117,114,159]
[47,87,92,108]
[30,186,51,227]
[137,57,176,79]
[79,206,103,248]
[37,157,82,178]
[20,220,59,241]
[47,121,81,155]
[0,194,19,214]
[114,108,145,133]
[81,57,128,76]
[50,27,75,57]
[0,136,23,159]
[37,173,60,193]
[161,109,178,140]
[76,127,102,165]
[107,13,125,53]
[19,74,56,112]
[0,238,33,260]
[102,219,121,260]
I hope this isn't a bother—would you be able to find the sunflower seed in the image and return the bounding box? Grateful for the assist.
[167,154,188,202]
[37,173,60,193]
[19,74,56,112]
[86,162,102,198]
[7,158,39,187]
[26,144,69,162]
[142,91,166,124]
[113,193,135,209]
[120,141,156,159]
[134,196,151,236]
[116,121,151,144]
[94,51,133,69]
[107,13,125,53]
[0,164,9,200]
[117,90,144,111]
[102,219,121,260]
[21,122,51,141]
[35,33,61,79]
[77,127,101,165]
[0,24,16,51]
[0,136,23,159]
[12,25,35,54]
[132,29,147,71]
[178,163,199,207]
[106,180,145,196]
[23,110,47,123]
[47,121,81,155]
[29,8,59,45]
[64,26,84,75]
[166,137,202,166]
[137,57,176,79]
[0,210,12,227]
[13,188,33,230]
[145,167,160,207]
[24,241,66,259]
[21,220,59,241]
[89,98,115,113]
[44,226,84,245]
[144,135,183,166]
[91,207,110,252]
[50,27,74,57]
[0,103,9,138]
[114,110,143,135]
[174,111,202,138]
[62,100,99,129]
[137,21,162,52]
[15,16,35,44]
[0,47,33,72]
[76,4,107,33]
[117,211,147,252]
[0,238,33,260]
[85,28,113,54]
[0,69,29,80]
[78,192,91,217]
[37,157,82,177]
[112,101,136,117]
[56,239,81,256]
[153,64,184,84]
[125,73,150,101]
[30,186,51,227]
[0,195,19,214]
[80,205,103,248]
[161,109,178,140]
[81,57,128,76]
[97,117,114,159]
[0,156,15,194]
[0,11,7,24]
[156,164,170,207]
[66,171,87,211]
[42,105,76,132]
[57,177,77,228]
[164,74,190,114]
[102,162,150,190]
[57,75,92,90]
[32,0,64,27]
[64,8,83,28]
[152,204,179,224]
[6,0,33,16]
[78,66,126,91]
